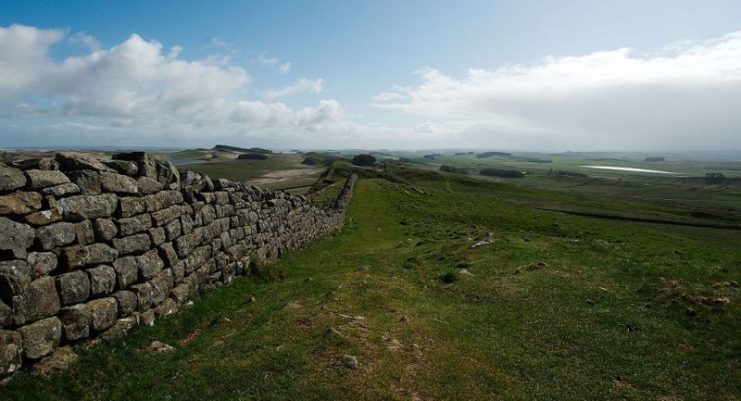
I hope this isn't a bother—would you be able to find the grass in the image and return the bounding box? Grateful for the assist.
[2,172,739,400]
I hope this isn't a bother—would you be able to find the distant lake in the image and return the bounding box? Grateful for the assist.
[580,165,678,174]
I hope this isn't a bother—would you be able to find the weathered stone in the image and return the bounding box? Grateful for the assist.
[25,169,70,189]
[27,252,57,278]
[112,257,138,289]
[0,217,35,250]
[41,182,80,197]
[0,164,26,192]
[164,218,182,241]
[136,250,164,281]
[24,207,63,226]
[13,277,61,324]
[167,161,180,190]
[102,160,138,176]
[100,316,137,340]
[0,330,22,379]
[58,304,90,341]
[158,243,179,267]
[31,346,78,376]
[140,309,155,326]
[36,222,75,250]
[148,227,166,246]
[117,197,146,218]
[55,152,111,172]
[130,282,153,311]
[0,260,31,305]
[112,234,150,256]
[174,233,196,258]
[66,170,101,194]
[170,283,190,305]
[100,172,138,194]
[150,269,173,305]
[87,297,117,331]
[111,290,137,317]
[181,170,199,187]
[144,191,183,212]
[62,243,117,269]
[136,176,163,194]
[172,261,185,284]
[56,271,90,305]
[117,213,152,236]
[18,317,62,359]
[0,191,42,214]
[75,219,95,244]
[87,265,116,296]
[154,298,177,317]
[59,193,118,221]
[92,218,117,241]
[0,299,11,327]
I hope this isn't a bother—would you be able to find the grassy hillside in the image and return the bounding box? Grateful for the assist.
[2,174,739,400]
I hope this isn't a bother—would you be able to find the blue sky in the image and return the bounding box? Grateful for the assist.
[1,0,741,150]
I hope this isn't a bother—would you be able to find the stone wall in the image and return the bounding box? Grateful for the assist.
[0,152,356,379]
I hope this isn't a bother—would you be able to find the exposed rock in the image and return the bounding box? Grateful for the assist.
[18,317,62,359]
[151,205,181,226]
[0,165,26,193]
[148,227,166,246]
[170,284,190,305]
[0,330,22,380]
[55,152,111,172]
[66,170,101,194]
[56,271,90,305]
[167,161,180,190]
[112,152,157,179]
[100,172,138,194]
[0,191,42,215]
[102,160,138,176]
[31,346,78,376]
[112,233,151,255]
[147,340,174,353]
[58,304,91,341]
[36,222,76,250]
[155,161,174,187]
[131,282,153,312]
[41,182,80,197]
[150,269,173,305]
[87,297,118,331]
[59,193,118,221]
[27,252,57,278]
[526,261,549,271]
[25,169,70,190]
[25,208,63,226]
[112,257,139,288]
[341,354,359,369]
[0,260,31,303]
[0,217,35,250]
[137,250,164,281]
[87,265,116,296]
[140,309,156,326]
[136,176,163,194]
[12,276,60,325]
[154,298,177,317]
[117,213,152,236]
[92,218,117,241]
[111,291,137,317]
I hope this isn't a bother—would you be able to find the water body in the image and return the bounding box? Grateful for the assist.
[580,165,679,174]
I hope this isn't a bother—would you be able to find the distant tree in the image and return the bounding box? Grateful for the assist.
[352,154,376,166]
[480,168,524,178]
[440,165,468,174]
[645,157,665,162]
[301,157,317,165]
[705,172,725,184]
[476,151,511,158]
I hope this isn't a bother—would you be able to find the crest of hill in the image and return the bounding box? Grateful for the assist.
[212,145,273,154]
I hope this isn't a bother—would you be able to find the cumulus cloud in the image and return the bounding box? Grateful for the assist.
[263,78,323,99]
[374,32,741,150]
[257,55,291,74]
[0,24,353,147]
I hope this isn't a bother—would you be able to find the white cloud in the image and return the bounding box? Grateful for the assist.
[263,78,323,99]
[374,32,741,150]
[0,24,356,147]
[257,55,291,74]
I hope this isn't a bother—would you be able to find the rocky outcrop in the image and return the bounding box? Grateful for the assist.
[0,153,356,381]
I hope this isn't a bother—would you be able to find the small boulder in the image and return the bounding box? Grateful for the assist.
[25,169,70,190]
[18,317,62,359]
[147,340,175,353]
[341,354,359,369]
[0,165,26,192]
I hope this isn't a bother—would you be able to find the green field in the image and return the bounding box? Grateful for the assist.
[3,162,739,400]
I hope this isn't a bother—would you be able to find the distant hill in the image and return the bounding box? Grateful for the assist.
[213,144,273,154]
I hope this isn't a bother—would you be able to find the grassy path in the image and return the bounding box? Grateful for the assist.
[2,178,739,400]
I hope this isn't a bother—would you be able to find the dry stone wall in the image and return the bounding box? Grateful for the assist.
[0,152,356,379]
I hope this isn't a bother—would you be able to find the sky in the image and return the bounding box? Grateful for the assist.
[1,0,741,151]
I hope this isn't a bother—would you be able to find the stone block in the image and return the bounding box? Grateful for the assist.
[58,304,90,341]
[112,233,150,255]
[0,165,26,192]
[117,213,152,236]
[56,271,90,306]
[59,193,118,221]
[87,265,116,296]
[0,217,35,251]
[18,317,62,359]
[25,169,70,189]
[92,218,117,241]
[87,297,117,331]
[100,172,138,194]
[0,330,22,379]
[0,191,42,215]
[112,256,138,289]
[111,290,137,317]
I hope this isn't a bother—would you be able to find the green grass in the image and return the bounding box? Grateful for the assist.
[2,174,739,400]
[178,154,312,184]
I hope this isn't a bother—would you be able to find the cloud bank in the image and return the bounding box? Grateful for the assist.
[374,32,741,150]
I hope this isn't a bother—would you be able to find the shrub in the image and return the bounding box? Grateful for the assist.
[352,154,376,166]
[705,172,725,184]
[480,168,524,178]
[440,271,459,283]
